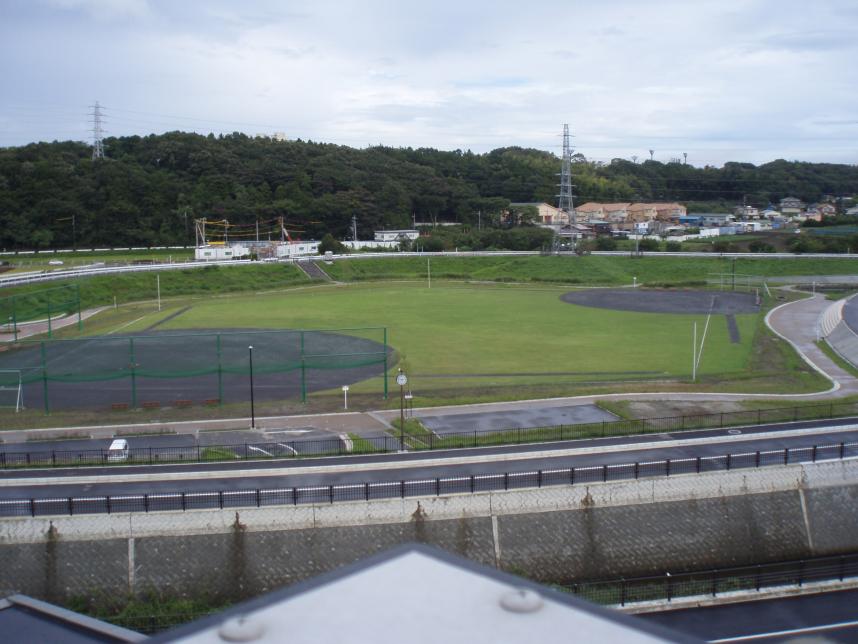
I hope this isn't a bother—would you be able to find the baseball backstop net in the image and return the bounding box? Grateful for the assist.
[0,327,390,413]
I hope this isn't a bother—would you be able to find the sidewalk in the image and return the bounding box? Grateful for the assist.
[2,294,854,441]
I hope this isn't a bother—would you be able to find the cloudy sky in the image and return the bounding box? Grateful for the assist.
[1,0,857,166]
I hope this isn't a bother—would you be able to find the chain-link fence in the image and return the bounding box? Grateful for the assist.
[0,284,81,340]
[0,326,390,413]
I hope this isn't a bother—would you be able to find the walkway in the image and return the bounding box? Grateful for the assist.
[0,307,107,343]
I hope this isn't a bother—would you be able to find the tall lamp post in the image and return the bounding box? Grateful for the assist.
[396,369,408,450]
[248,345,255,429]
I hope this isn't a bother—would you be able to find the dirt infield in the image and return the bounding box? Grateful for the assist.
[560,288,760,315]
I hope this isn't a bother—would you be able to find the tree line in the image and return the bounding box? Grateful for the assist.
[1,131,856,249]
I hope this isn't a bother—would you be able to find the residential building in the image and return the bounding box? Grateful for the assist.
[733,205,759,219]
[651,203,687,220]
[779,197,805,215]
[627,203,658,222]
[602,202,632,222]
[573,202,606,222]
[511,202,569,225]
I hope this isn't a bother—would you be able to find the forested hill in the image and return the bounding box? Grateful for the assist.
[1,131,857,249]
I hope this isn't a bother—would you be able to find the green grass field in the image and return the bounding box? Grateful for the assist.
[106,282,765,401]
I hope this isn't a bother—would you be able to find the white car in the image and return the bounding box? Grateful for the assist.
[48,259,64,266]
[106,439,129,462]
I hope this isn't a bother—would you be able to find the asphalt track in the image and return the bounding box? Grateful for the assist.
[560,289,760,315]
[0,328,393,411]
[640,588,858,643]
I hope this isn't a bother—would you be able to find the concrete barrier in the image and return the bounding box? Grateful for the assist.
[1,459,856,602]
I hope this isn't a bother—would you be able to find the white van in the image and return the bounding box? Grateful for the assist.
[107,439,129,462]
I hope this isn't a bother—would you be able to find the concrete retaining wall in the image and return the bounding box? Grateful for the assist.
[1,459,856,603]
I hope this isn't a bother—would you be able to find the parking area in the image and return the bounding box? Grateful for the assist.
[417,403,618,435]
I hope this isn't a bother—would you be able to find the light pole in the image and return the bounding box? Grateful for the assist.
[342,385,349,410]
[248,345,255,429]
[396,369,408,450]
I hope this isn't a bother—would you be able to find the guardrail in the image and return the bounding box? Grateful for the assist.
[2,403,857,470]
[567,552,858,607]
[1,438,855,518]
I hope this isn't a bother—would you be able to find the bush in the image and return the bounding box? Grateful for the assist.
[665,241,682,252]
[595,237,617,251]
[637,238,660,252]
[712,240,733,253]
[319,233,346,254]
[748,241,775,253]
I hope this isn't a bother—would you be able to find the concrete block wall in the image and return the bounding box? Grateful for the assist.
[1,459,856,603]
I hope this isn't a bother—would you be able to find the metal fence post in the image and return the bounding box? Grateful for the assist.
[755,451,760,467]
[784,448,789,465]
[726,454,732,470]
[603,464,608,482]
[144,494,149,512]
[812,445,817,462]
[106,496,111,515]
[40,341,50,414]
[68,497,73,515]
[696,456,701,474]
[570,468,575,485]
[129,337,137,409]
[537,470,542,488]
[665,459,671,477]
[30,498,36,517]
[620,579,626,607]
[840,442,845,460]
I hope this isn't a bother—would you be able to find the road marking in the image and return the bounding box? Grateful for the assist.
[276,443,298,456]
[710,619,858,641]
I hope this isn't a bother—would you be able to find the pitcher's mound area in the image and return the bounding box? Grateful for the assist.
[560,289,759,314]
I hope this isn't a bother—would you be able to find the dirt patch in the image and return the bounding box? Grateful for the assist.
[623,401,749,418]
[561,289,760,314]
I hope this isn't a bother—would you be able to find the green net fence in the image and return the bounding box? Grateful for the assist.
[0,284,81,340]
[0,327,390,413]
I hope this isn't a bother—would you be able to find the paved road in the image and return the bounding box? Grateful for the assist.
[640,587,858,643]
[843,294,858,335]
[2,426,854,504]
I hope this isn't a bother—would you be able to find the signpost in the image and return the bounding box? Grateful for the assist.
[396,369,408,450]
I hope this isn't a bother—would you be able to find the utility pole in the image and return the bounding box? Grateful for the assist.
[90,101,106,160]
[478,209,481,231]
[352,215,358,242]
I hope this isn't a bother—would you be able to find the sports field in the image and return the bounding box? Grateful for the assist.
[102,283,761,399]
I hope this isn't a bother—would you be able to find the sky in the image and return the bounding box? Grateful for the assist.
[1,0,857,167]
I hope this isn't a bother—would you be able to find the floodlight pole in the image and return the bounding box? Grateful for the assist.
[156,274,161,311]
[248,345,255,429]
[692,322,697,382]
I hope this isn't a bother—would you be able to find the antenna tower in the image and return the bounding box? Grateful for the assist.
[557,123,576,225]
[90,101,105,160]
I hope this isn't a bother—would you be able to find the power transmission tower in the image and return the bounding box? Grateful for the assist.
[90,101,106,160]
[557,123,576,225]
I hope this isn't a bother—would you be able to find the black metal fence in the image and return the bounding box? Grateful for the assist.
[567,552,858,606]
[3,402,858,469]
[2,439,855,518]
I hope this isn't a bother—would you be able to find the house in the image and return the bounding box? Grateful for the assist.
[697,213,735,227]
[374,229,419,243]
[508,202,569,225]
[556,223,595,241]
[651,203,687,220]
[818,203,836,217]
[733,205,759,219]
[573,202,606,221]
[779,197,805,215]
[627,203,658,222]
[602,203,632,222]
[846,206,858,216]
